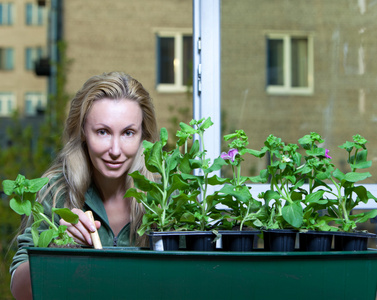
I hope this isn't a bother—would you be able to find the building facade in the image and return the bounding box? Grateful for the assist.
[0,0,48,117]
[62,0,193,132]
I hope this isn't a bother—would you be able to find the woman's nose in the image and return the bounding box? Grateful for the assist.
[109,137,121,157]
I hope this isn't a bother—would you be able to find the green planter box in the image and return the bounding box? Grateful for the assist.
[28,247,377,300]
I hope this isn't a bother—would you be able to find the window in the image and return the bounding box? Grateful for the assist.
[266,33,313,95]
[156,31,193,92]
[25,3,46,25]
[24,92,46,116]
[0,92,15,116]
[0,3,14,25]
[0,48,14,70]
[25,47,43,70]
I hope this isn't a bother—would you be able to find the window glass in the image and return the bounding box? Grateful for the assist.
[25,3,33,25]
[157,37,175,84]
[0,48,14,70]
[291,38,308,87]
[267,39,284,86]
[183,35,193,85]
[0,3,13,25]
[25,3,45,25]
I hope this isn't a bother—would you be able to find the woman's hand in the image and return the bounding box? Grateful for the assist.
[59,208,101,246]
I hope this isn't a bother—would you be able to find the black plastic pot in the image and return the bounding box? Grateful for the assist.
[220,230,260,252]
[185,231,217,251]
[333,231,376,251]
[148,232,181,251]
[299,231,333,252]
[263,229,297,252]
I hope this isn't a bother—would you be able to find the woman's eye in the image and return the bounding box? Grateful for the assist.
[98,129,107,136]
[125,130,134,137]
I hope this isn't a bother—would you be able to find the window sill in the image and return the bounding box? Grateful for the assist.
[156,84,192,93]
[266,86,314,96]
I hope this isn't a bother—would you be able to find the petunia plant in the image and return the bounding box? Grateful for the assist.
[2,174,79,247]
[325,134,377,232]
[126,117,227,234]
[125,127,193,235]
[217,130,262,231]
[175,117,228,231]
[297,132,338,231]
[249,134,306,229]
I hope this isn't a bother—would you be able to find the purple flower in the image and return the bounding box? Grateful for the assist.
[325,149,332,159]
[221,148,239,162]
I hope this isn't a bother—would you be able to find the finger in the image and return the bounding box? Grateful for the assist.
[60,218,91,246]
[94,220,101,229]
[73,209,97,232]
[61,209,94,245]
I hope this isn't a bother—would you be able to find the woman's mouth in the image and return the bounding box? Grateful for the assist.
[103,160,124,168]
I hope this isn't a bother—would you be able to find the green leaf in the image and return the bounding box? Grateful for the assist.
[28,177,49,193]
[344,172,371,183]
[159,127,168,146]
[332,169,345,182]
[129,171,155,191]
[306,148,326,157]
[351,160,372,170]
[282,202,303,228]
[124,187,145,201]
[179,122,197,134]
[205,157,227,174]
[39,229,55,247]
[10,197,32,216]
[53,208,79,224]
[356,209,377,223]
[180,212,196,223]
[263,190,281,201]
[166,148,181,174]
[198,117,214,131]
[305,190,325,204]
[31,219,43,246]
[2,179,16,195]
[353,185,369,203]
[145,141,163,173]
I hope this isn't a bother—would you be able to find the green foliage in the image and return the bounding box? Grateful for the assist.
[247,132,377,232]
[218,130,262,230]
[126,117,228,233]
[248,134,306,229]
[3,174,79,247]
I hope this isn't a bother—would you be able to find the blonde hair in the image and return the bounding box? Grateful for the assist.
[41,72,157,246]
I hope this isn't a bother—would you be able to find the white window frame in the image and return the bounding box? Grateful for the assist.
[0,3,14,25]
[0,92,16,116]
[266,32,314,96]
[24,92,47,116]
[155,28,192,93]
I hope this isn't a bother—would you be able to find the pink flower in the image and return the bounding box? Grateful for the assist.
[325,149,332,159]
[221,148,239,162]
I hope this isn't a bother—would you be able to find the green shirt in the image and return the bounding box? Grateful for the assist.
[10,182,132,275]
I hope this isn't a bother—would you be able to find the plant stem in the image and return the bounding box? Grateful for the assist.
[33,209,59,231]
[160,162,168,229]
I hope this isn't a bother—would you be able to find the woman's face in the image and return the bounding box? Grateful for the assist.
[84,98,143,183]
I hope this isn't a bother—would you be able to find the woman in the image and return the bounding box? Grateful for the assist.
[10,72,158,299]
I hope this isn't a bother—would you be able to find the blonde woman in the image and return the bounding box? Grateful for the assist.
[10,72,158,299]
